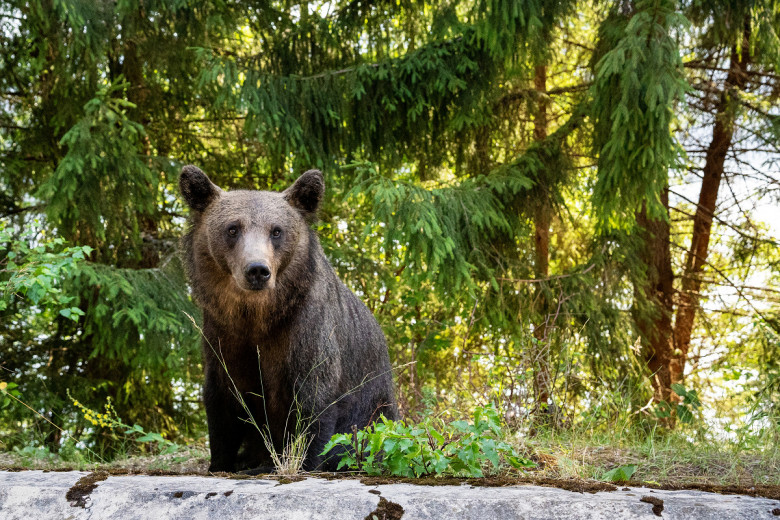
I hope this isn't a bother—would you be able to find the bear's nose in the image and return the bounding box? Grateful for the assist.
[244,262,271,289]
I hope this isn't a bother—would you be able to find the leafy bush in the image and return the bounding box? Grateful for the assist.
[0,381,20,410]
[653,383,702,424]
[71,394,180,456]
[601,464,637,482]
[0,222,92,318]
[322,404,535,477]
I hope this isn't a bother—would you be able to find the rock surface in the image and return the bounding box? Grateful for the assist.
[1,470,779,519]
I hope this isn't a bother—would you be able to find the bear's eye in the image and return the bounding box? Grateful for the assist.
[271,227,282,239]
[227,225,239,237]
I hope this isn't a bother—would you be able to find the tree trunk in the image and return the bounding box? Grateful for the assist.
[531,64,555,423]
[635,190,676,406]
[671,23,751,386]
[122,15,160,269]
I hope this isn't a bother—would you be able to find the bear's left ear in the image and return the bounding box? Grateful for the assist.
[284,169,324,222]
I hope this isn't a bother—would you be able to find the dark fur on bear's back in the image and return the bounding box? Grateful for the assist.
[179,165,398,473]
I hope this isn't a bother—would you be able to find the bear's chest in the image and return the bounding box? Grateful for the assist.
[217,334,296,431]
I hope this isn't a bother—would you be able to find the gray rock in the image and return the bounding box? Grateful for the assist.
[0,471,778,519]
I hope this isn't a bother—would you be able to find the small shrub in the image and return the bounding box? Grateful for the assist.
[0,222,92,318]
[653,384,702,424]
[601,464,637,482]
[71,393,180,455]
[322,404,535,477]
[13,444,57,464]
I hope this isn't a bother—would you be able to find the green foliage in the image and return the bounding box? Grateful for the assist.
[71,394,180,456]
[1,0,778,466]
[0,221,92,317]
[67,261,199,365]
[38,83,155,262]
[751,318,780,428]
[322,405,535,477]
[0,382,20,410]
[344,160,533,293]
[590,0,688,230]
[472,0,576,62]
[671,384,702,424]
[200,31,496,173]
[601,464,638,483]
[0,0,220,458]
[653,384,702,424]
[13,444,58,464]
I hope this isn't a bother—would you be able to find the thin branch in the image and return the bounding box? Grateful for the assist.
[1,204,43,219]
[669,241,774,324]
[668,189,779,247]
[498,262,596,284]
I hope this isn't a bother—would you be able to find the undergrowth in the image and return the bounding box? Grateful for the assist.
[322,404,535,477]
[2,374,779,486]
[522,424,780,486]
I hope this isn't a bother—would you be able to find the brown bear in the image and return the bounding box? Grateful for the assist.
[179,165,398,472]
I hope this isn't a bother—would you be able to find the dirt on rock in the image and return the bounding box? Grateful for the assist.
[364,496,404,520]
[355,474,780,499]
[359,475,617,493]
[65,470,109,508]
[640,495,664,517]
[275,476,306,485]
[632,481,780,501]
[516,477,618,493]
[4,465,780,502]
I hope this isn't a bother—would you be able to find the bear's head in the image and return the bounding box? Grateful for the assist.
[179,165,324,293]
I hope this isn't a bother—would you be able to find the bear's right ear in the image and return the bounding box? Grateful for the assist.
[179,165,222,212]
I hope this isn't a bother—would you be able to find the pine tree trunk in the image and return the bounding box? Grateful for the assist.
[122,15,160,269]
[635,190,676,407]
[671,23,750,386]
[531,64,555,424]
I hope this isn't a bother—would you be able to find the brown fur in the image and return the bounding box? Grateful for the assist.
[180,166,398,472]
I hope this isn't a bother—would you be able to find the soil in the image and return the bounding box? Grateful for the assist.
[640,495,664,517]
[358,475,618,493]
[352,474,780,499]
[275,476,306,485]
[65,470,109,508]
[632,480,780,501]
[3,465,780,501]
[364,496,404,520]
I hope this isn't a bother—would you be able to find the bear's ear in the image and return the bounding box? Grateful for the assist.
[179,165,222,212]
[284,169,324,222]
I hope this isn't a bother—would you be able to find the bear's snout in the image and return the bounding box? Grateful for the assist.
[244,262,272,290]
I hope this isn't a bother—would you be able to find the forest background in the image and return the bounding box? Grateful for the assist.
[1,0,779,479]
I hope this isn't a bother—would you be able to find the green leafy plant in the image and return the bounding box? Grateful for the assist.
[13,444,58,463]
[0,381,20,410]
[322,404,535,477]
[70,393,180,455]
[671,384,702,424]
[0,222,92,318]
[601,464,637,482]
[653,384,702,424]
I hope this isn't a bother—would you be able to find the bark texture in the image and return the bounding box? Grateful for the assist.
[671,29,751,385]
[635,190,676,405]
[531,64,555,421]
[637,19,750,415]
